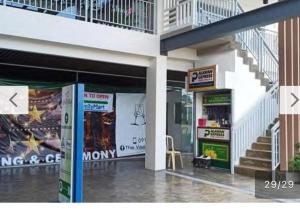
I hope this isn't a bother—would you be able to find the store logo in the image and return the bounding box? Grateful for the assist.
[64,113,69,124]
[131,104,146,126]
[120,145,125,151]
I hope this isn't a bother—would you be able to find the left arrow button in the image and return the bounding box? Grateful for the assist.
[9,92,18,107]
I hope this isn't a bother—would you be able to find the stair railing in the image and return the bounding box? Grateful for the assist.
[1,0,155,34]
[235,3,279,83]
[271,120,280,180]
[231,83,279,174]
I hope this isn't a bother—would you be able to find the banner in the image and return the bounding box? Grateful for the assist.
[115,93,146,157]
[84,92,113,112]
[59,85,75,202]
[0,88,62,167]
[201,142,229,162]
[83,110,116,160]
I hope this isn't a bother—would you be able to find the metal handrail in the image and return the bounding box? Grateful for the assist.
[271,120,280,180]
[0,0,155,34]
[231,83,279,173]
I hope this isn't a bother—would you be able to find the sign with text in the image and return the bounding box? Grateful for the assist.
[84,92,113,112]
[59,85,75,203]
[202,142,229,162]
[188,65,217,91]
[115,93,146,157]
[203,94,231,105]
[198,128,230,141]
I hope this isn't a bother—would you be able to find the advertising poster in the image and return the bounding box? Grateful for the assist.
[59,85,75,202]
[115,93,146,157]
[83,100,116,160]
[0,87,62,167]
[84,92,113,112]
[201,142,229,162]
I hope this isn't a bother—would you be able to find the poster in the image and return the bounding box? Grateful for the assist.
[188,65,217,91]
[59,85,75,202]
[115,93,146,157]
[0,87,62,167]
[202,143,229,162]
[84,92,113,112]
[83,110,116,160]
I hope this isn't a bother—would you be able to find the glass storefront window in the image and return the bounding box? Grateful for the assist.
[167,86,194,153]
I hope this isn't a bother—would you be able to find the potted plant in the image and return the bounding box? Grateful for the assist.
[296,143,300,153]
[289,154,300,172]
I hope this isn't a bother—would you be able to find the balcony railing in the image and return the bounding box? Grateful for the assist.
[0,0,155,34]
[163,0,279,83]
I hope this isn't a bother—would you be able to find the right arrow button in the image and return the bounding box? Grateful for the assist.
[291,92,299,107]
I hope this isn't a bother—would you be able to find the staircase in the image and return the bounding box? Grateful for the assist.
[235,132,272,177]
[235,118,279,178]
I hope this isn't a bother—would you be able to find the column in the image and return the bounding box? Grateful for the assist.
[145,56,167,171]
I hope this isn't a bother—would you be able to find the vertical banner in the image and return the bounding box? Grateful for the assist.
[59,85,75,202]
[116,93,146,157]
[58,84,84,203]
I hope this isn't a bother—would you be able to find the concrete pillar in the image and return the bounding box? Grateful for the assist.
[145,56,167,171]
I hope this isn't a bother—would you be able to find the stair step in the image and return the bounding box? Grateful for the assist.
[240,156,272,169]
[252,142,271,151]
[257,136,271,143]
[235,165,271,178]
[246,149,272,159]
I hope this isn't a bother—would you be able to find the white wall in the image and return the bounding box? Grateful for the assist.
[195,49,266,125]
[226,52,266,123]
[196,50,236,89]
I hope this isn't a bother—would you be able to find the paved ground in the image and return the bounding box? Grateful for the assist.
[0,157,272,202]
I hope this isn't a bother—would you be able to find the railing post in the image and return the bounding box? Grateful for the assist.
[90,0,93,23]
[85,0,88,21]
[191,0,197,26]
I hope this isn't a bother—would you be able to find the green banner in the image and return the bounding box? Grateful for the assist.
[202,142,229,162]
[203,94,231,104]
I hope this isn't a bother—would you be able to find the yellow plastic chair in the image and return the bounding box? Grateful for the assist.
[166,135,183,170]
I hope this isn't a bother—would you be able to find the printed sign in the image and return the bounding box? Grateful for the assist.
[0,87,62,168]
[203,94,231,105]
[202,142,229,162]
[115,93,146,157]
[188,65,217,91]
[59,85,75,203]
[198,128,230,141]
[84,92,113,112]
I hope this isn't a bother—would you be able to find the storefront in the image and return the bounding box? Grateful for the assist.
[188,65,232,170]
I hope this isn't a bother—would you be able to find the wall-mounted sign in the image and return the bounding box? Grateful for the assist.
[187,65,217,91]
[84,92,113,112]
[198,128,230,141]
[202,142,229,162]
[203,94,231,105]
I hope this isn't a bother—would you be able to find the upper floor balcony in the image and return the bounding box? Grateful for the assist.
[0,0,155,34]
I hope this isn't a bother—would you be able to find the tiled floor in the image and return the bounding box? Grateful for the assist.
[0,157,271,202]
